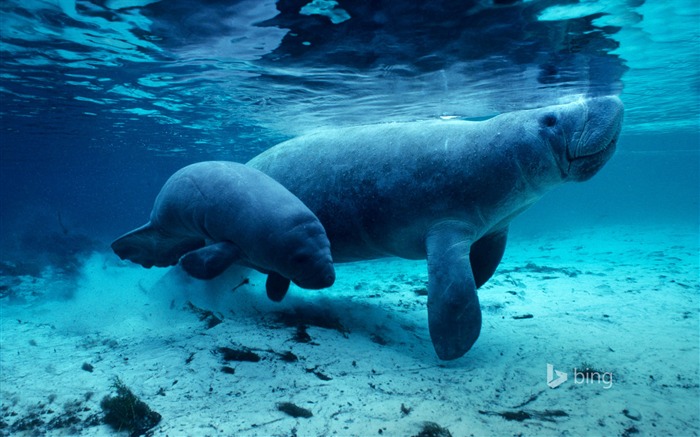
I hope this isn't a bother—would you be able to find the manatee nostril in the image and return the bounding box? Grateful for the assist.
[323,266,336,285]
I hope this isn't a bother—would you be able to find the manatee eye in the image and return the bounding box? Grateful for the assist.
[542,113,557,127]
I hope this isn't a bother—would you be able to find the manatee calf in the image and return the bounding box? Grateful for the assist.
[111,161,335,301]
[248,96,624,360]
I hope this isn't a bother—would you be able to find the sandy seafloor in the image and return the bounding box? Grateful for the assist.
[1,225,698,436]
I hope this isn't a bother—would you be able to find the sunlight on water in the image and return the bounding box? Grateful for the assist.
[0,0,698,153]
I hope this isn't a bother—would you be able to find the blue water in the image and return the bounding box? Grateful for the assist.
[0,0,699,435]
[1,0,698,251]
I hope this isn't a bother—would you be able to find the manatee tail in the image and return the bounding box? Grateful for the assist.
[111,222,205,268]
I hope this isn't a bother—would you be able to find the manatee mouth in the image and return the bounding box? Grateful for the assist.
[566,134,618,182]
[565,102,622,182]
[568,133,617,162]
[564,96,623,181]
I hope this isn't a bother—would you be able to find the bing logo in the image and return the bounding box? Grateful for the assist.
[547,363,613,389]
[547,363,568,388]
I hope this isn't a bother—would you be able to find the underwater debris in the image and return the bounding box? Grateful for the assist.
[277,402,313,419]
[218,346,261,362]
[231,277,250,292]
[185,301,223,329]
[500,262,580,278]
[6,396,101,435]
[46,412,81,430]
[671,280,691,289]
[277,350,299,363]
[12,412,44,432]
[81,362,94,372]
[260,348,299,362]
[412,421,452,437]
[622,425,640,436]
[293,325,314,344]
[216,346,297,364]
[221,366,236,375]
[622,408,642,421]
[512,314,534,319]
[413,287,428,296]
[478,409,568,422]
[100,377,162,436]
[274,305,348,336]
[401,403,412,416]
[185,352,195,364]
[256,347,299,362]
[305,366,332,381]
[370,333,389,345]
[512,391,541,408]
[0,283,12,299]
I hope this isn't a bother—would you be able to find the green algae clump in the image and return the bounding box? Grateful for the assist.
[100,378,161,436]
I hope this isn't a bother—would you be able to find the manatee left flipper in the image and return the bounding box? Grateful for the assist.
[111,222,205,268]
[425,222,482,361]
[470,228,508,288]
[179,242,242,280]
[266,272,291,302]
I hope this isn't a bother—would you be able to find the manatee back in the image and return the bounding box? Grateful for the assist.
[247,120,526,260]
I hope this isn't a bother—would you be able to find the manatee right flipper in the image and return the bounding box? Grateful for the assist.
[111,222,205,268]
[425,222,482,361]
[179,242,242,280]
[265,272,291,302]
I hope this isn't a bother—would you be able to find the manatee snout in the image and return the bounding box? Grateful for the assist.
[278,218,336,291]
[567,96,624,181]
[294,260,336,290]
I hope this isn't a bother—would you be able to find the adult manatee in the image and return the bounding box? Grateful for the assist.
[248,96,624,360]
[111,161,336,301]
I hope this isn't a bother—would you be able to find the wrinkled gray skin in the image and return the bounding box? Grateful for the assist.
[248,97,624,360]
[111,161,336,301]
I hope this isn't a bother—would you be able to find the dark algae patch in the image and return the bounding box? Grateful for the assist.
[274,305,348,335]
[479,409,568,422]
[293,325,314,344]
[305,366,332,381]
[185,301,223,329]
[277,402,313,418]
[500,262,580,278]
[218,346,261,362]
[412,421,452,437]
[101,377,161,436]
[3,393,101,435]
[277,350,299,362]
